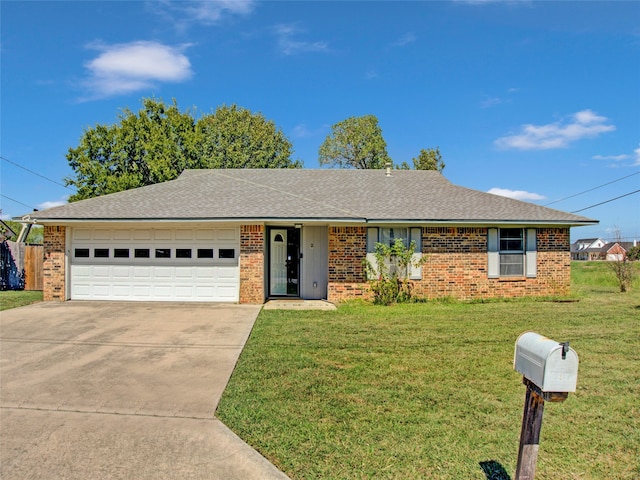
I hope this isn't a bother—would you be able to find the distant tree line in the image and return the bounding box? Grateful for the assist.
[65,98,444,201]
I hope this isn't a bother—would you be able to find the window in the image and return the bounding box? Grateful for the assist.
[197,248,214,259]
[219,248,235,259]
[378,228,409,248]
[488,228,537,278]
[94,248,109,258]
[499,228,524,276]
[155,248,171,258]
[114,248,129,258]
[134,248,150,258]
[176,248,192,259]
[74,248,90,258]
[366,227,422,280]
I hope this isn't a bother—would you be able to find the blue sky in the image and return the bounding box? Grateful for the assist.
[2,0,639,242]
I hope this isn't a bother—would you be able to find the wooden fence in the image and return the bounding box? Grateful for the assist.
[0,241,43,291]
[24,245,44,291]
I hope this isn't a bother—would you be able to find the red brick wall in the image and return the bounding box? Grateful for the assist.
[239,224,265,304]
[43,225,66,301]
[327,226,370,303]
[327,226,572,303]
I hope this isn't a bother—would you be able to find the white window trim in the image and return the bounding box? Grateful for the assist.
[488,228,537,279]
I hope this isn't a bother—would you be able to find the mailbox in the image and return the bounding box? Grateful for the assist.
[514,332,579,393]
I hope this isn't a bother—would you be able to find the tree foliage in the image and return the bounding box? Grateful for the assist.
[1,219,43,244]
[363,238,427,305]
[198,105,299,169]
[398,147,445,172]
[605,229,636,293]
[318,115,391,169]
[65,98,299,201]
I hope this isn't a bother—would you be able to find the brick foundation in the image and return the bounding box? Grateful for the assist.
[239,224,265,304]
[43,225,66,301]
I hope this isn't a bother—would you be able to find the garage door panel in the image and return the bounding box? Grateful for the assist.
[71,227,240,302]
[92,285,111,297]
[112,266,130,278]
[133,266,152,278]
[217,267,239,280]
[153,285,173,297]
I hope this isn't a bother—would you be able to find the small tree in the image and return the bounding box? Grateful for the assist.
[412,147,445,172]
[396,147,445,172]
[606,229,635,293]
[364,238,427,305]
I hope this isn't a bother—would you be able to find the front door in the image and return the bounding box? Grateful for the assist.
[269,228,300,297]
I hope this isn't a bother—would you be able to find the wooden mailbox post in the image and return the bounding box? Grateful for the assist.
[513,332,579,480]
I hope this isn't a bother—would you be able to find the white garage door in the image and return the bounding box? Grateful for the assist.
[70,227,240,302]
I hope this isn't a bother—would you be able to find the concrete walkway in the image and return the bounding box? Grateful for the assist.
[0,301,290,480]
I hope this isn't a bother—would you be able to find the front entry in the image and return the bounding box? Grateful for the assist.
[269,228,300,297]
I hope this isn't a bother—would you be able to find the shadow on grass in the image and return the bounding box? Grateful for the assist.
[479,460,511,480]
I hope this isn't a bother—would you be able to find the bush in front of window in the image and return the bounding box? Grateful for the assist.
[364,238,426,305]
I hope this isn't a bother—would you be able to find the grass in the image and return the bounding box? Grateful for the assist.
[217,262,640,479]
[0,290,43,311]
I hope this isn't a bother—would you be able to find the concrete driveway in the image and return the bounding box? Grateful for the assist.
[0,301,289,480]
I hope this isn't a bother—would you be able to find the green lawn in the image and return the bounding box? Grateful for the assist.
[0,290,43,311]
[217,262,640,479]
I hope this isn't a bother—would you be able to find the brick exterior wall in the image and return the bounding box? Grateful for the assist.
[239,224,265,304]
[327,226,371,303]
[41,222,570,304]
[328,226,571,303]
[43,225,66,301]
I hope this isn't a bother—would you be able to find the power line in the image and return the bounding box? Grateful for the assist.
[571,189,640,213]
[544,170,640,206]
[0,194,37,211]
[1,155,73,189]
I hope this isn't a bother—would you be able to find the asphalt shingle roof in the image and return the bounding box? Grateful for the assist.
[25,169,597,225]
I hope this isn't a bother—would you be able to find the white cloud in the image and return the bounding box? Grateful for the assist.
[82,41,192,99]
[291,124,327,139]
[152,0,256,28]
[273,24,329,55]
[488,188,546,201]
[592,145,640,166]
[592,154,630,161]
[480,96,504,108]
[182,0,255,23]
[494,109,616,150]
[37,197,69,210]
[392,32,417,47]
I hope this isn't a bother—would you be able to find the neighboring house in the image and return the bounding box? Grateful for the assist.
[20,169,597,304]
[571,238,630,261]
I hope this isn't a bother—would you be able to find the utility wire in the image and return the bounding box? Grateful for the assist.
[1,155,74,189]
[571,189,640,213]
[545,170,640,206]
[1,194,37,211]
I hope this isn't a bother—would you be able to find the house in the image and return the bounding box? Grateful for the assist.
[571,238,630,261]
[21,169,597,304]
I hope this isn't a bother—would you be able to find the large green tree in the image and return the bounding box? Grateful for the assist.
[197,105,299,169]
[318,115,391,169]
[66,98,299,201]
